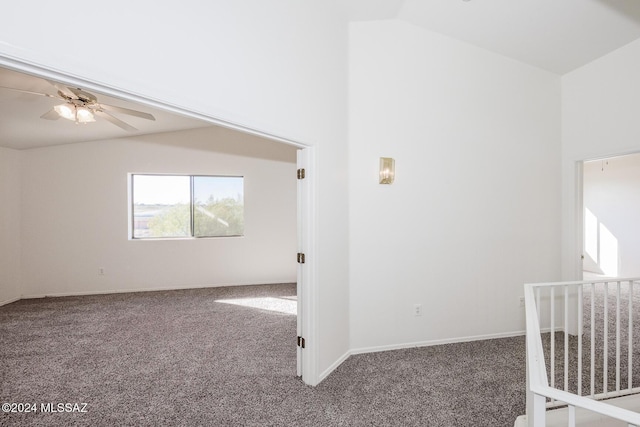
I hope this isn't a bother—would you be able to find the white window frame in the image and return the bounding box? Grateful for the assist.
[129,173,244,240]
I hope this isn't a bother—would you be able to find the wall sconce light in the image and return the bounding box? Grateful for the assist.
[379,157,395,184]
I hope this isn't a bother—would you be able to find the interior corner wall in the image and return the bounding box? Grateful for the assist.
[0,1,350,383]
[0,147,22,305]
[348,20,562,351]
[562,38,640,281]
[20,126,297,297]
[583,154,640,278]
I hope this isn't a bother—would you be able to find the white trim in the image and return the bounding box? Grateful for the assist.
[574,160,584,281]
[513,414,527,427]
[350,330,527,356]
[316,330,531,384]
[19,281,297,300]
[296,150,304,378]
[299,146,319,386]
[0,296,21,307]
[319,350,351,383]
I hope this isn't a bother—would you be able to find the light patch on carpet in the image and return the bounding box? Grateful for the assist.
[215,296,297,315]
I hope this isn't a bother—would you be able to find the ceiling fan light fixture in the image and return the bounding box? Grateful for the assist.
[76,107,95,123]
[54,103,76,121]
[7,80,154,131]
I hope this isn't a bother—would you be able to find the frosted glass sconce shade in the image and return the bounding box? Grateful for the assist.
[379,157,395,184]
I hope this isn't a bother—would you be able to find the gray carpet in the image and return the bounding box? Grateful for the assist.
[1,284,527,426]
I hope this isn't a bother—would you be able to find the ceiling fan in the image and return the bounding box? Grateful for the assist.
[0,80,155,131]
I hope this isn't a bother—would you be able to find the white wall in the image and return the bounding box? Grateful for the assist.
[349,21,562,351]
[562,38,640,280]
[0,147,22,305]
[583,154,640,278]
[0,0,350,384]
[20,126,297,296]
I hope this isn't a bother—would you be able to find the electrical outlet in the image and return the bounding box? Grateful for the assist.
[519,296,525,307]
[99,267,105,276]
[414,304,422,316]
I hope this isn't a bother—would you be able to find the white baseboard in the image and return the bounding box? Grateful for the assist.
[350,330,527,356]
[20,281,296,300]
[513,415,527,427]
[0,296,21,307]
[317,330,528,385]
[318,350,351,383]
[540,326,564,334]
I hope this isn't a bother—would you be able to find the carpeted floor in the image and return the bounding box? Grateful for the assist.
[0,284,527,426]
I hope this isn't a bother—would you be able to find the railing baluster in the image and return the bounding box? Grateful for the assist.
[591,282,595,397]
[551,286,555,390]
[527,279,640,425]
[568,404,576,427]
[578,284,583,396]
[565,285,569,392]
[617,281,621,392]
[630,281,634,391]
[604,282,609,396]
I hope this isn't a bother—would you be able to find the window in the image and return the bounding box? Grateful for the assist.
[131,174,244,239]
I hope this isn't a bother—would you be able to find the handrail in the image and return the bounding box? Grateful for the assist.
[524,280,640,426]
[526,278,640,288]
[525,283,550,388]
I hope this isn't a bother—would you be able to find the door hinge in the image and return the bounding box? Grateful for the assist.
[297,253,306,264]
[297,168,306,179]
[297,336,306,348]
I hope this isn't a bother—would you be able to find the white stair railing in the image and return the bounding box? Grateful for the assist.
[525,278,640,427]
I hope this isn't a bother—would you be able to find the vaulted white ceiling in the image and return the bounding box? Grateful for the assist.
[2,1,640,150]
[347,0,640,75]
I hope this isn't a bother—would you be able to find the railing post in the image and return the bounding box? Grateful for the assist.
[526,318,540,427]
[526,332,533,427]
[531,393,546,427]
[569,405,576,427]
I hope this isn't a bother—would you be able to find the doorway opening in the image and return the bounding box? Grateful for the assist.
[0,58,316,384]
[582,152,640,280]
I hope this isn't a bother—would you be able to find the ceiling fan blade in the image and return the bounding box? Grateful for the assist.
[99,103,156,121]
[46,80,79,99]
[0,85,58,99]
[95,110,137,131]
[40,108,60,120]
